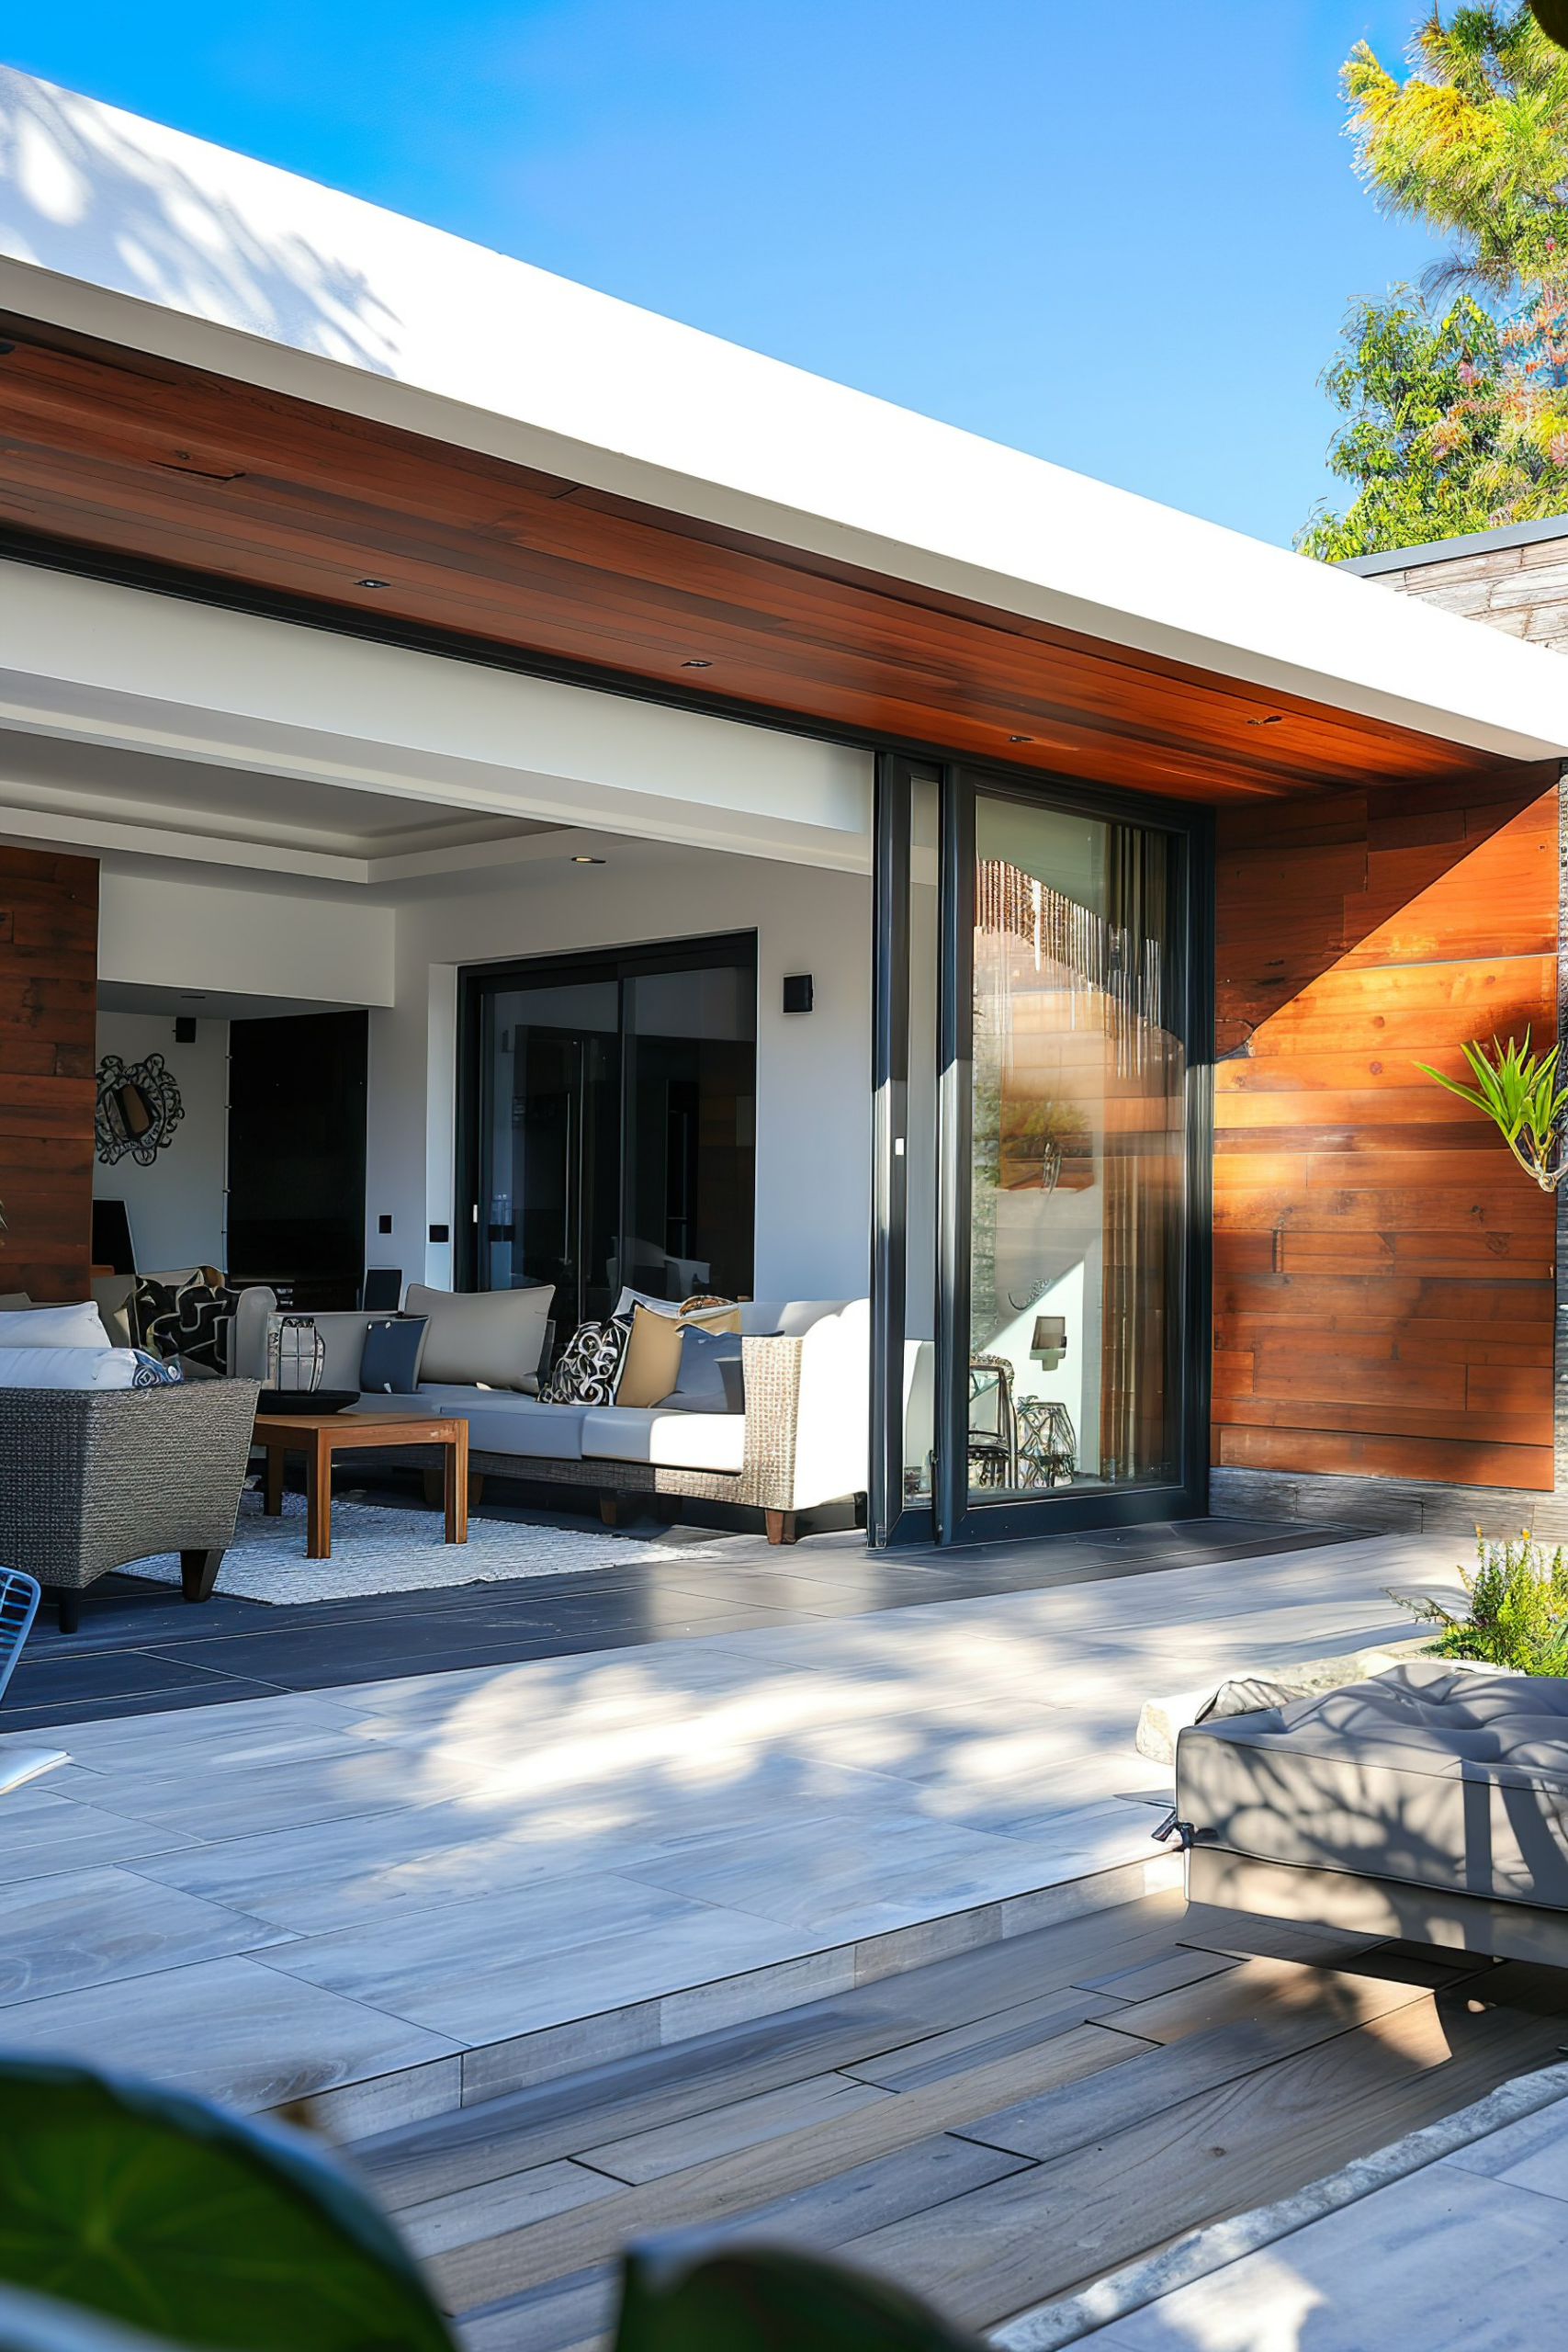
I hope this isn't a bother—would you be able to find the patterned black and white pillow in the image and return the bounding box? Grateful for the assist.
[136,1270,236,1372]
[538,1316,631,1406]
[130,1348,184,1387]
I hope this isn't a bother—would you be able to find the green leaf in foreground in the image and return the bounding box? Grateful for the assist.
[0,2059,454,2352]
[613,2236,984,2352]
[0,2279,191,2352]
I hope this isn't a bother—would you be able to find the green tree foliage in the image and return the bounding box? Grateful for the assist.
[1346,6,1568,300]
[1303,6,1568,554]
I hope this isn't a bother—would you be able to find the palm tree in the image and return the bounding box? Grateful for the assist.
[1346,7,1568,301]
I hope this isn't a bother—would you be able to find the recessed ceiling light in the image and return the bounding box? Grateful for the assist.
[570,854,607,865]
[682,658,714,669]
[356,576,390,589]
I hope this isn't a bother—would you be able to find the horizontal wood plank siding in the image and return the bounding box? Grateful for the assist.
[1212,778,1558,1492]
[0,846,98,1303]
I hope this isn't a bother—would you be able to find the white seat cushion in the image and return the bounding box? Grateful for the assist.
[581,1406,745,1474]
[346,1387,591,1461]
[0,1347,177,1389]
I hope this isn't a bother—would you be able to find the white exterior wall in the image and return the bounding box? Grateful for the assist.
[93,1009,230,1272]
[368,848,871,1303]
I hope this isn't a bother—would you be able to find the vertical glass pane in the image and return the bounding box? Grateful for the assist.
[480,979,619,1325]
[969,797,1184,1500]
[901,776,941,1507]
[623,965,756,1304]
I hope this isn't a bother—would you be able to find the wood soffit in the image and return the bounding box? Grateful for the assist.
[0,311,1551,806]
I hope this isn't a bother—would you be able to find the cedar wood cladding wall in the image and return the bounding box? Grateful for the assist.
[0,846,98,1304]
[1213,774,1558,1492]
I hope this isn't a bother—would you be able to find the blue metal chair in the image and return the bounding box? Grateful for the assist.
[0,1568,68,1795]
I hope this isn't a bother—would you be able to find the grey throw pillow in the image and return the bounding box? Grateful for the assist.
[359,1316,429,1396]
[656,1322,743,1413]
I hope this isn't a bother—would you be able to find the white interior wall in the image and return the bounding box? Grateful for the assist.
[97,867,395,1007]
[368,845,871,1305]
[93,1010,230,1272]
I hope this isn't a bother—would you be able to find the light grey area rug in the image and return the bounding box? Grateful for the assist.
[123,1488,731,1603]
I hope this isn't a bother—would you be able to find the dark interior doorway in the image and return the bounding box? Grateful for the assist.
[459,934,757,1325]
[227,1009,367,1308]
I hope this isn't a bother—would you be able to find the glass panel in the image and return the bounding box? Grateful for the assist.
[969,797,1184,1501]
[901,775,941,1509]
[479,979,619,1326]
[622,966,756,1305]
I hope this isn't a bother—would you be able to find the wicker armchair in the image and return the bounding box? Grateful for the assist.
[0,1381,260,1632]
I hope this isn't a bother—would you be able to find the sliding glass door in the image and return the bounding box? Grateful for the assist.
[872,758,1211,1546]
[460,934,757,1327]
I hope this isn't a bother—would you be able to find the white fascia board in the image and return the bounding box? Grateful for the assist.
[0,560,873,873]
[2,66,1567,764]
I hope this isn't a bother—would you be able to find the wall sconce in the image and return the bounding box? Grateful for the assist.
[1032,1315,1067,1370]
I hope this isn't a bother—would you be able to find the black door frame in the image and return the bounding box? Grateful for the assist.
[870,752,1214,1548]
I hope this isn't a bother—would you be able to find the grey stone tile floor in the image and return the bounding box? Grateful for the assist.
[0,1517,1475,2123]
[1,1477,1361,1732]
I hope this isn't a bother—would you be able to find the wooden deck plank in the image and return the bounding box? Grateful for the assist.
[575,2072,894,2187]
[456,2267,614,2352]
[430,2022,1149,2313]
[839,1999,1567,2331]
[841,1983,1124,2093]
[955,1995,1438,2164]
[456,2137,1030,2352]
[1072,1947,1242,2002]
[400,2162,617,2260]
[355,1894,1183,2211]
[1101,1954,1433,2046]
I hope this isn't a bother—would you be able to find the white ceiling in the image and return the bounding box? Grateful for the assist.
[0,728,557,865]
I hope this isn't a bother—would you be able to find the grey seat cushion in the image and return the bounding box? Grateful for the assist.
[1178,1661,1568,1913]
[345,1387,591,1461]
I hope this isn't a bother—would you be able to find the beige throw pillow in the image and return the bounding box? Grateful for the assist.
[615,1302,739,1408]
[404,1283,556,1390]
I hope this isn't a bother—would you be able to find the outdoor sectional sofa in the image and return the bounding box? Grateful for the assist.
[1175,1660,1568,1967]
[231,1293,870,1544]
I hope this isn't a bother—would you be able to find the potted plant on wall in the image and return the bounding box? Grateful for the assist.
[1419,1031,1568,1191]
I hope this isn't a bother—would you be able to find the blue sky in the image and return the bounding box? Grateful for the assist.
[3,3,1450,546]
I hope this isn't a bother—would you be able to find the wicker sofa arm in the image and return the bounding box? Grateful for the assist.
[0,1379,261,1588]
[736,1306,870,1514]
[736,1334,805,1510]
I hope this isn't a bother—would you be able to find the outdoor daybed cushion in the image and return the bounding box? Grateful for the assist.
[0,1301,112,1350]
[1177,1661,1568,1914]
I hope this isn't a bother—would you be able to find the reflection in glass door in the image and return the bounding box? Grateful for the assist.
[871,756,1209,1545]
[966,797,1185,1506]
[463,935,757,1331]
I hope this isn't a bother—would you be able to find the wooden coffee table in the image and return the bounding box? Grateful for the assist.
[251,1408,469,1560]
